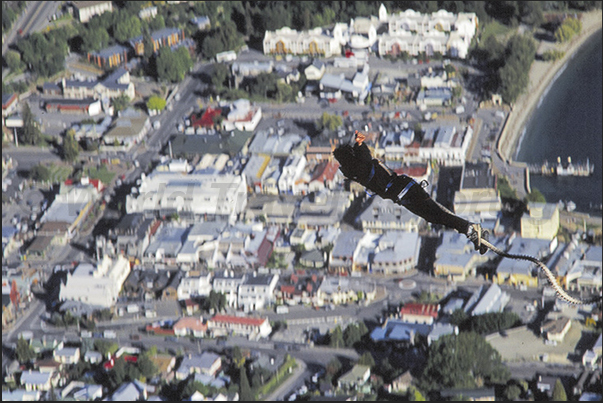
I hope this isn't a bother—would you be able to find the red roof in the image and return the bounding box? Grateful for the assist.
[280,285,296,295]
[399,303,439,318]
[310,160,340,183]
[191,107,222,128]
[393,165,428,177]
[210,314,266,327]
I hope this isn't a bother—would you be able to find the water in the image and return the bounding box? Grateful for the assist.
[516,31,602,216]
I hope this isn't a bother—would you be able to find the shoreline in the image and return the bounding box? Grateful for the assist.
[497,9,603,163]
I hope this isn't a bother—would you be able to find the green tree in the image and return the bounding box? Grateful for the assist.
[239,367,254,401]
[325,357,342,382]
[276,81,294,103]
[30,164,51,182]
[525,188,546,203]
[81,27,110,53]
[21,103,42,145]
[146,95,166,112]
[114,12,142,43]
[316,112,343,132]
[112,94,131,114]
[62,129,80,162]
[156,46,193,83]
[94,339,119,358]
[407,386,426,401]
[232,346,246,369]
[466,312,522,335]
[357,352,375,367]
[504,384,522,400]
[212,63,230,91]
[552,378,568,401]
[343,322,368,347]
[328,325,344,349]
[450,308,468,327]
[137,354,158,379]
[419,332,510,392]
[5,49,23,72]
[16,337,35,363]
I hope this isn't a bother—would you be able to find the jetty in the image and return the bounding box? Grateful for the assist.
[528,157,594,177]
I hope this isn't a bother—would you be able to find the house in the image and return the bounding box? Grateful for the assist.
[2,93,19,118]
[177,272,213,301]
[72,1,113,23]
[173,317,208,338]
[123,269,171,301]
[61,67,136,100]
[223,99,263,132]
[329,230,364,273]
[2,390,42,401]
[399,303,439,325]
[26,235,54,261]
[337,365,371,391]
[238,273,279,312]
[191,16,211,30]
[20,370,59,391]
[297,190,351,230]
[84,350,103,364]
[59,255,130,308]
[387,370,414,394]
[464,283,510,316]
[207,314,272,339]
[541,317,572,342]
[37,221,72,246]
[162,271,183,300]
[278,272,322,305]
[521,202,560,241]
[102,109,151,151]
[60,381,103,401]
[139,6,158,20]
[53,346,80,365]
[565,245,602,294]
[107,381,148,401]
[307,161,340,193]
[212,271,246,308]
[144,225,189,264]
[316,277,376,306]
[176,352,222,381]
[149,354,177,380]
[304,59,326,81]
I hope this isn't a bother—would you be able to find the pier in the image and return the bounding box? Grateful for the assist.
[528,157,594,177]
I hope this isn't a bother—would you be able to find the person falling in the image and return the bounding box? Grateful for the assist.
[333,131,488,254]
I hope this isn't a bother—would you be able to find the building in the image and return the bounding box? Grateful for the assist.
[173,317,208,338]
[61,67,136,101]
[176,352,222,380]
[304,59,326,81]
[111,213,157,258]
[177,272,213,301]
[212,270,246,308]
[263,25,347,58]
[144,225,188,264]
[59,255,130,308]
[2,93,19,118]
[494,237,556,288]
[356,196,423,233]
[44,98,102,116]
[190,15,211,30]
[278,154,307,195]
[329,230,365,273]
[371,231,421,275]
[454,161,502,221]
[399,303,439,325]
[238,273,279,312]
[129,27,186,56]
[207,314,272,339]
[565,245,602,294]
[102,109,150,151]
[222,99,263,132]
[126,169,247,224]
[316,276,376,306]
[72,1,113,23]
[337,365,371,391]
[87,45,130,69]
[541,317,572,342]
[521,202,560,240]
[20,370,60,391]
[463,283,510,316]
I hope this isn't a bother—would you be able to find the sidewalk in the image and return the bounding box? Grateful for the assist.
[263,358,307,401]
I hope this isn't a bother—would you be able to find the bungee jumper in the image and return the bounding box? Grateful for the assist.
[333,131,601,306]
[333,131,489,254]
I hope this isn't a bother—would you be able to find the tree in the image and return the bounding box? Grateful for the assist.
[62,129,80,162]
[552,378,568,401]
[344,322,368,348]
[407,386,426,401]
[232,346,246,369]
[21,103,42,145]
[112,94,131,114]
[525,188,546,203]
[5,49,23,72]
[146,95,166,112]
[94,339,119,358]
[30,164,51,182]
[328,325,344,349]
[239,367,254,401]
[316,112,343,132]
[16,337,35,363]
[137,354,158,379]
[212,63,230,91]
[325,357,342,382]
[419,332,510,392]
[357,352,375,367]
[156,46,193,83]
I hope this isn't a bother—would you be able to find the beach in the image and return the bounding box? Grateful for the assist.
[497,9,603,162]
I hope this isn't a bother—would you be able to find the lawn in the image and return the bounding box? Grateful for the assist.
[479,20,514,44]
[84,165,116,184]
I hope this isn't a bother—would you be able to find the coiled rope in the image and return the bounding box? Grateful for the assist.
[480,238,601,305]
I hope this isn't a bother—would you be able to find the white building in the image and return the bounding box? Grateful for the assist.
[263,24,347,58]
[237,273,279,313]
[222,99,262,132]
[207,314,272,339]
[278,154,307,195]
[177,273,213,301]
[59,255,130,308]
[212,270,247,308]
[371,231,421,274]
[126,170,247,224]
